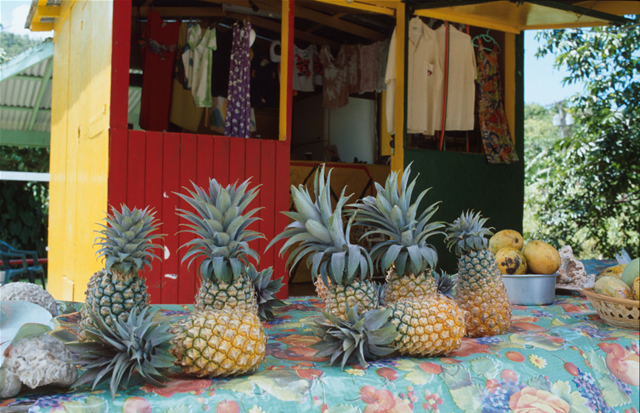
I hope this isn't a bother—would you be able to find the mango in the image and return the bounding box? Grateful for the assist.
[489,230,524,255]
[522,240,561,275]
[633,277,639,301]
[594,276,632,299]
[495,247,528,275]
[596,263,626,280]
[621,258,639,287]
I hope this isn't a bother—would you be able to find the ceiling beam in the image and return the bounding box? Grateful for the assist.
[306,13,345,34]
[523,0,632,25]
[0,130,50,148]
[28,58,53,131]
[134,7,227,18]
[306,0,396,16]
[227,13,341,49]
[296,5,386,40]
[36,6,60,18]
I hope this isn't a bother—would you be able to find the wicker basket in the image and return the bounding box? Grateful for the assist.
[582,288,640,330]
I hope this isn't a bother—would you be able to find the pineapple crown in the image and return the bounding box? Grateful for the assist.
[351,163,444,276]
[433,269,456,299]
[445,210,494,256]
[267,165,374,287]
[94,205,163,276]
[176,178,264,283]
[247,264,286,321]
[311,304,397,369]
[66,307,175,399]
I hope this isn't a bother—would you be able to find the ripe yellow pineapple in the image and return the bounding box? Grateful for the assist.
[351,163,444,304]
[171,309,267,377]
[268,166,377,320]
[176,178,264,313]
[445,211,512,337]
[312,294,466,368]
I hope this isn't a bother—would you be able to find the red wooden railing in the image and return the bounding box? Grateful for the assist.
[108,129,290,304]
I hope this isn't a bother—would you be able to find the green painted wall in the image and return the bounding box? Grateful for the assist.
[405,34,525,274]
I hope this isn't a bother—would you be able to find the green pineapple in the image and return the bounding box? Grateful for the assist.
[68,307,175,399]
[78,205,163,342]
[247,264,286,321]
[445,211,512,337]
[176,178,264,313]
[268,165,376,320]
[351,163,444,304]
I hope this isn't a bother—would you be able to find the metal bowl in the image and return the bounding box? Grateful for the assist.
[502,273,557,305]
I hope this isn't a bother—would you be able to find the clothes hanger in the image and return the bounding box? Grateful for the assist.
[472,29,501,53]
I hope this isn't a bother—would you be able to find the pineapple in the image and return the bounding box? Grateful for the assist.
[268,165,376,320]
[78,205,163,342]
[176,178,264,313]
[67,307,175,399]
[312,295,466,367]
[170,309,267,377]
[247,264,286,321]
[445,211,512,337]
[351,163,444,304]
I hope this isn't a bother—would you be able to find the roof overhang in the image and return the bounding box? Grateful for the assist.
[409,1,638,33]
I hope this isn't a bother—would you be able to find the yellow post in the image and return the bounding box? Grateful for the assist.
[504,33,516,144]
[279,0,293,141]
[390,3,405,173]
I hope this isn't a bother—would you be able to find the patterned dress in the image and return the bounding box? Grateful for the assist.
[476,40,519,164]
[225,22,252,138]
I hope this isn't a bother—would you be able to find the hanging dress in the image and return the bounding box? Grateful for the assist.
[476,39,519,164]
[225,22,252,138]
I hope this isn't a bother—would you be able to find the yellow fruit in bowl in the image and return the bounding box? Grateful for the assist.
[489,230,524,255]
[522,240,561,275]
[633,278,639,301]
[594,276,633,299]
[595,263,626,280]
[495,247,528,275]
[621,258,639,287]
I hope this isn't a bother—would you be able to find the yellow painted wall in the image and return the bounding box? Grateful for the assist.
[48,0,112,301]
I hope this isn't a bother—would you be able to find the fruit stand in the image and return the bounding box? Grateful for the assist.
[2,269,639,412]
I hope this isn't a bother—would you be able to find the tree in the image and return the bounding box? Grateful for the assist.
[530,17,640,259]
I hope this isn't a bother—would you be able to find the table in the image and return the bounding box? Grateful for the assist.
[2,291,638,413]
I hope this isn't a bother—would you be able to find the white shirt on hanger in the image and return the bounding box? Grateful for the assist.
[435,25,477,131]
[386,18,443,136]
[185,25,217,108]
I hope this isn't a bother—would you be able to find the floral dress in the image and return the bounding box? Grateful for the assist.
[225,22,252,138]
[476,39,519,164]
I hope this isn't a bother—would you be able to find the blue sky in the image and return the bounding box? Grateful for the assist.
[2,0,582,107]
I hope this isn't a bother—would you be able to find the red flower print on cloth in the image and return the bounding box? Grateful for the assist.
[449,338,491,357]
[360,386,412,413]
[509,387,570,413]
[141,379,212,397]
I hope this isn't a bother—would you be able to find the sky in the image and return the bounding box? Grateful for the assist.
[1,0,583,107]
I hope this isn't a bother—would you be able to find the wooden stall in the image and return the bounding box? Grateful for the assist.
[27,0,638,301]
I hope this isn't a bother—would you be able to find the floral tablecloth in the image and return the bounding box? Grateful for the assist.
[2,290,638,413]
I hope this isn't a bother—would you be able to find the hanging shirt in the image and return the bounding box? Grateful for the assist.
[189,26,217,108]
[170,22,204,132]
[358,42,379,93]
[225,22,252,138]
[386,18,443,136]
[292,44,316,92]
[319,45,349,109]
[343,44,361,94]
[376,38,390,91]
[435,25,477,131]
[139,11,180,132]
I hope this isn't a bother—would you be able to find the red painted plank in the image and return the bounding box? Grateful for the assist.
[259,140,276,274]
[213,136,230,187]
[178,134,198,304]
[229,137,246,184]
[161,133,181,304]
[108,129,128,208]
[196,135,214,188]
[110,0,132,130]
[244,139,262,267]
[127,131,146,209]
[274,140,291,298]
[143,131,164,303]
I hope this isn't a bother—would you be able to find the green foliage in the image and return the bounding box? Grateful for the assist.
[527,20,640,259]
[0,181,48,258]
[0,31,41,61]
